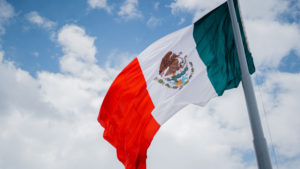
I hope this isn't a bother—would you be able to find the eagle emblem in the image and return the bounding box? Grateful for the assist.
[154,51,194,89]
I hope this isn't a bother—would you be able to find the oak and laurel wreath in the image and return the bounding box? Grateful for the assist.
[154,62,194,90]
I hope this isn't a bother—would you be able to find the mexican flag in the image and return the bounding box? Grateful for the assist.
[98,0,255,169]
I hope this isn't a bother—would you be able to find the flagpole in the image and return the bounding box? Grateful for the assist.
[226,0,273,169]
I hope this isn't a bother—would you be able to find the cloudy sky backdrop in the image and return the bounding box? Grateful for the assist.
[0,0,300,168]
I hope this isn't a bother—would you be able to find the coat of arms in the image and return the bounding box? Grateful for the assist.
[154,51,194,89]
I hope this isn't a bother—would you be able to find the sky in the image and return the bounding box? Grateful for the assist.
[0,0,300,169]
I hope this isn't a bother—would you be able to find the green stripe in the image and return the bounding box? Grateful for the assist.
[193,0,255,96]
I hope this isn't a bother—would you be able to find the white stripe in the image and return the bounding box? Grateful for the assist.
[137,25,217,125]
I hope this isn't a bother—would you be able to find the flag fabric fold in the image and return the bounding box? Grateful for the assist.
[99,58,160,169]
[98,0,255,169]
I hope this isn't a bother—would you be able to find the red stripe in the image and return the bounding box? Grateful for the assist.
[98,58,160,169]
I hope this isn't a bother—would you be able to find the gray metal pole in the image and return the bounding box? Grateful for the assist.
[227,0,273,169]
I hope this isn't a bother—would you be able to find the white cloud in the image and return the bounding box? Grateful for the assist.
[169,0,300,70]
[170,0,224,21]
[0,0,14,35]
[146,70,300,168]
[170,0,288,21]
[33,52,39,57]
[57,25,97,74]
[146,16,161,29]
[26,11,57,30]
[39,24,114,116]
[105,49,136,70]
[245,20,300,69]
[87,0,112,12]
[178,17,185,25]
[0,57,59,121]
[257,72,300,158]
[238,0,288,21]
[146,86,257,169]
[154,2,160,10]
[3,26,299,169]
[0,23,128,169]
[118,0,142,20]
[1,1,300,169]
[0,50,3,61]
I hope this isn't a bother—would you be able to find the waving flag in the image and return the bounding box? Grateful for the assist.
[98,0,255,169]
